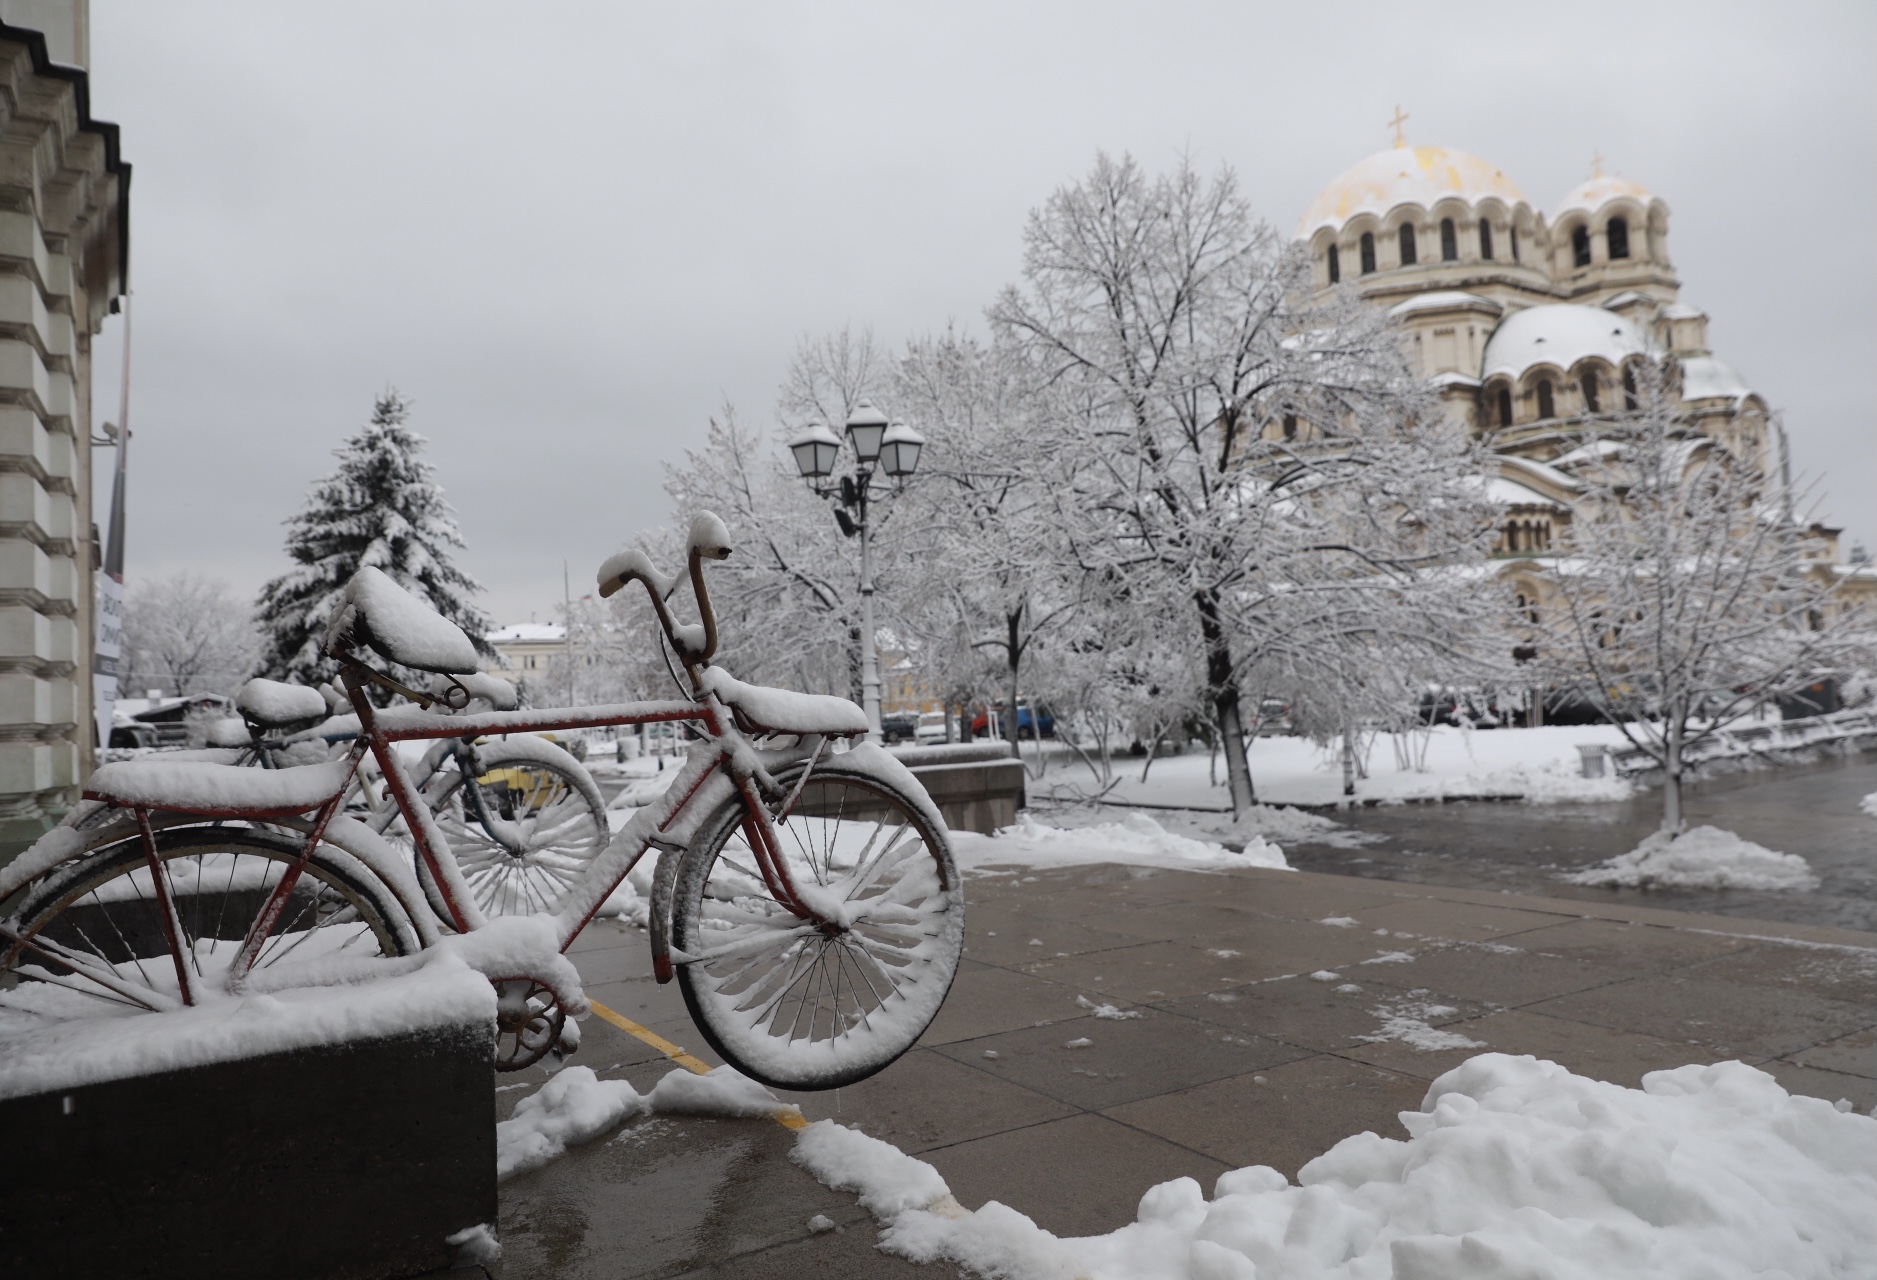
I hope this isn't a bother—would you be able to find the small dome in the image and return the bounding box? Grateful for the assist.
[1482,305,1649,380]
[1298,145,1527,237]
[1555,175,1656,217]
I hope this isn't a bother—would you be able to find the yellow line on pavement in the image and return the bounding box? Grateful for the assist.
[588,999,807,1132]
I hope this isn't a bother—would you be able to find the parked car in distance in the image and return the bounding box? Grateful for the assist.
[879,711,921,744]
[970,703,1055,739]
[915,711,948,745]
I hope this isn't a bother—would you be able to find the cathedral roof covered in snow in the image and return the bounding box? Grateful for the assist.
[1554,174,1659,217]
[1482,304,1649,379]
[1297,146,1528,236]
[1679,355,1754,401]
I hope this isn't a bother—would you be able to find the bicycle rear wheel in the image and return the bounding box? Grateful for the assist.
[426,746,608,918]
[0,826,417,1020]
[671,759,963,1090]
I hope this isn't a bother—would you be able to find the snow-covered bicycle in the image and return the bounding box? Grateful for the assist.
[222,673,611,921]
[0,515,963,1088]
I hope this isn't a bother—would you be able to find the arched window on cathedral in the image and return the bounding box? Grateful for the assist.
[1506,523,1521,553]
[1622,363,1638,410]
[1511,227,1520,262]
[1398,223,1417,266]
[1440,219,1458,261]
[1327,244,1340,284]
[1479,220,1494,260]
[1607,217,1630,260]
[1282,414,1298,442]
[1580,370,1600,414]
[1571,225,1592,268]
[1536,379,1555,420]
[1359,232,1376,274]
[1497,386,1514,427]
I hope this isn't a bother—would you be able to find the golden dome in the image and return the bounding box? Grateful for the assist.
[1555,174,1658,217]
[1298,146,1528,238]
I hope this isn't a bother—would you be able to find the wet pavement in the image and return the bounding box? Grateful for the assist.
[1291,750,1877,933]
[483,813,1877,1278]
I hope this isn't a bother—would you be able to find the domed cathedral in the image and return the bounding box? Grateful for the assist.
[1296,130,1783,567]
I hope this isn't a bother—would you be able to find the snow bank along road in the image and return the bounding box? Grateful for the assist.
[485,855,1877,1277]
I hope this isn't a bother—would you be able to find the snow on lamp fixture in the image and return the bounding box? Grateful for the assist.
[844,399,890,464]
[879,421,924,478]
[790,422,842,479]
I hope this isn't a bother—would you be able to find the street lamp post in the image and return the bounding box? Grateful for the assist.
[789,399,924,740]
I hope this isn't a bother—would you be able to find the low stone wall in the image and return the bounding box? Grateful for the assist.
[0,1023,493,1280]
[896,742,1027,835]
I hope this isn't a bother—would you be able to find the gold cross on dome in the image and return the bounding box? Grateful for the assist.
[1591,151,1604,177]
[1388,105,1410,148]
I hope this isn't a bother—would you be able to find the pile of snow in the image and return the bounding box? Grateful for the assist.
[1567,825,1820,891]
[1861,790,1877,818]
[796,1054,1877,1278]
[498,1063,798,1181]
[953,811,1290,875]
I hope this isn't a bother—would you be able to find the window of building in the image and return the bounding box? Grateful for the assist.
[1327,244,1340,284]
[1580,370,1600,414]
[1607,216,1630,259]
[1479,220,1494,260]
[1398,223,1417,266]
[1497,386,1514,427]
[1571,225,1591,268]
[1511,228,1520,262]
[1536,379,1555,419]
[1440,218,1457,261]
[1282,414,1298,441]
[1359,232,1376,274]
[1622,363,1637,410]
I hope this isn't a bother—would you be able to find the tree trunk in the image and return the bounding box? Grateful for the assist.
[1341,726,1356,798]
[1662,715,1684,835]
[1196,590,1255,812]
[1005,610,1022,754]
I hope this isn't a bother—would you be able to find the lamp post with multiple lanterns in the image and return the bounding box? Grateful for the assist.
[789,398,925,739]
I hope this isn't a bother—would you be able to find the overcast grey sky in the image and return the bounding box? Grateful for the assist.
[86,0,1875,625]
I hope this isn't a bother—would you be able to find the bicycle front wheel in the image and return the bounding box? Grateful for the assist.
[671,758,964,1091]
[427,745,608,919]
[0,826,418,1020]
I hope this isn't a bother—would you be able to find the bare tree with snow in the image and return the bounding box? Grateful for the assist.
[992,153,1492,813]
[120,572,257,698]
[1535,358,1870,833]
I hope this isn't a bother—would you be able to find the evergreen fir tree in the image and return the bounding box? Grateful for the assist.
[255,391,493,689]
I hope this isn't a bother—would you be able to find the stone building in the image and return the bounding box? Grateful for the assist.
[0,1,128,851]
[1294,138,1873,615]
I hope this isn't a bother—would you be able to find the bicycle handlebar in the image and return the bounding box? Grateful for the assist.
[595,511,732,675]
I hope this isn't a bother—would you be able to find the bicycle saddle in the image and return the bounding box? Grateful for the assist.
[236,678,330,733]
[323,566,480,675]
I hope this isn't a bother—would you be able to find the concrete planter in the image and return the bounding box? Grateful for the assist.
[0,1022,493,1280]
[894,742,1027,835]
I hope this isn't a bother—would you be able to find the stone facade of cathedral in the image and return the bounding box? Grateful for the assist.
[1292,141,1872,613]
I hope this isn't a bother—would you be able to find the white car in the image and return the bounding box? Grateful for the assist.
[914,710,948,745]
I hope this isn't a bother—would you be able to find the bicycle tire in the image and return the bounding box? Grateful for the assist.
[0,826,418,1020]
[671,757,964,1091]
[423,744,609,919]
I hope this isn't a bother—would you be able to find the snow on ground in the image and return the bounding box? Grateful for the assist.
[1862,790,1877,818]
[1034,723,1640,810]
[795,1053,1877,1279]
[497,1062,798,1181]
[1566,825,1820,892]
[952,811,1291,876]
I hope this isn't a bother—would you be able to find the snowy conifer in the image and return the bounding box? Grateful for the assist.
[255,391,492,688]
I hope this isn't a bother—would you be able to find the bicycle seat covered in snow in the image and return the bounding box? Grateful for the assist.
[236,678,330,732]
[324,566,480,675]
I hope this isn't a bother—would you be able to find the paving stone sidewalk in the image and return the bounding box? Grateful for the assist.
[486,864,1877,1278]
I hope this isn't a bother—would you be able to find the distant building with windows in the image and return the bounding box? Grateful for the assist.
[485,622,565,674]
[1293,139,1873,613]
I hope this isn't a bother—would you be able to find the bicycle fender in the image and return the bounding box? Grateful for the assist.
[648,838,684,984]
